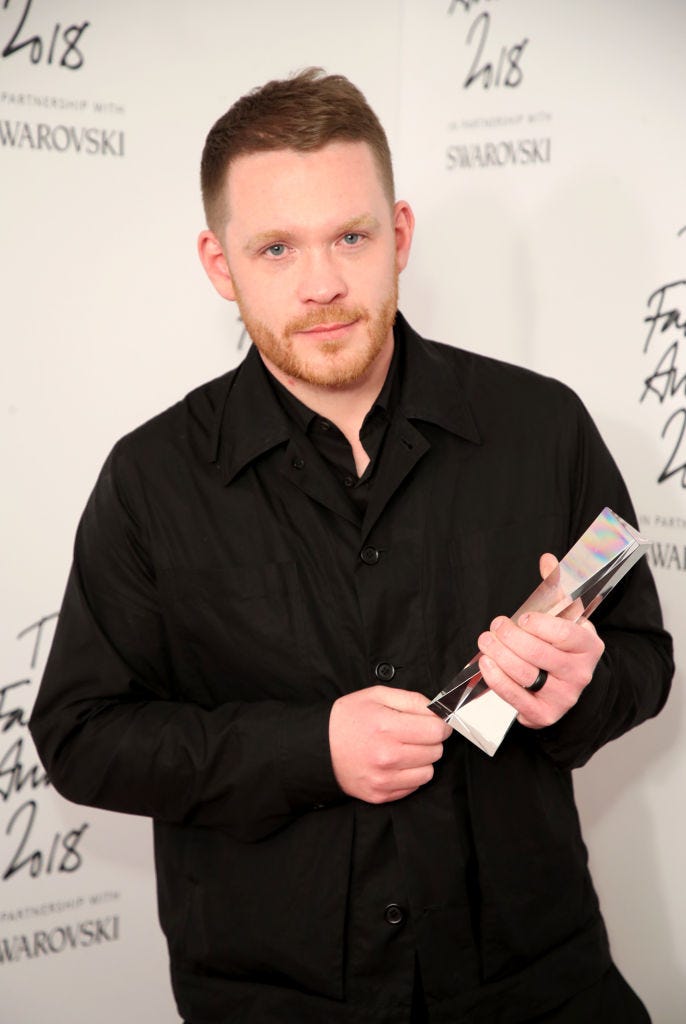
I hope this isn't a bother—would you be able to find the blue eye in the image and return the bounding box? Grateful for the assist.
[266,243,286,257]
[342,233,362,245]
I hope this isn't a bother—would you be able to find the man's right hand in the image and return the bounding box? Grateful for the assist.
[328,686,453,804]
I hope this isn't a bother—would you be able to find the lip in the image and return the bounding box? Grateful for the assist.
[297,320,357,338]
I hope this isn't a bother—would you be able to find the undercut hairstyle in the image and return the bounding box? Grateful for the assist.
[200,67,395,233]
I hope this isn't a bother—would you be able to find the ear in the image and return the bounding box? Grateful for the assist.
[197,229,237,301]
[393,200,415,274]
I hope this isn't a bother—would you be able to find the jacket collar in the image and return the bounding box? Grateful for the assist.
[209,344,291,485]
[395,312,481,443]
[208,311,481,485]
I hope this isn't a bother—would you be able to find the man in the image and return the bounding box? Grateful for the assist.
[30,69,672,1023]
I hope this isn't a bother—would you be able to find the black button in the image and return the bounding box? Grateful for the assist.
[384,903,405,926]
[319,419,331,431]
[343,475,355,488]
[292,457,305,470]
[375,662,396,682]
[360,546,380,565]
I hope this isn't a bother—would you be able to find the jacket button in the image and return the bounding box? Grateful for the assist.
[292,457,305,470]
[375,662,396,681]
[384,903,405,926]
[360,546,380,565]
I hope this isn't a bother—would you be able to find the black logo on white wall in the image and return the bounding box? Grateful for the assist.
[2,0,89,71]
[640,229,686,488]
[1,615,90,885]
[447,1,528,90]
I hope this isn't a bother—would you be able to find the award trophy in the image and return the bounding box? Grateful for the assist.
[428,507,650,756]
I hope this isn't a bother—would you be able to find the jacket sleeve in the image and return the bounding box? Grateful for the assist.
[29,445,343,842]
[533,394,674,770]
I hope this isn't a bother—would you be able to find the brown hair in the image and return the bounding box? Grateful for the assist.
[200,67,395,232]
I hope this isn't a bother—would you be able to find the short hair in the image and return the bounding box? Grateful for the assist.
[200,67,395,232]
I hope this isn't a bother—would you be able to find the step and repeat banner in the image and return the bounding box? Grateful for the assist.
[1,1,684,1020]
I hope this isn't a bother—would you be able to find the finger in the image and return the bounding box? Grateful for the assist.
[386,708,453,745]
[516,612,601,655]
[478,624,548,690]
[371,764,436,801]
[392,764,436,789]
[375,686,438,715]
[488,613,595,670]
[477,650,581,730]
[382,787,422,803]
[395,742,447,769]
[370,687,452,742]
[539,551,559,580]
[478,653,544,717]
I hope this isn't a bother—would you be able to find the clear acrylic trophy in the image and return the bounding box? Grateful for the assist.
[428,508,650,756]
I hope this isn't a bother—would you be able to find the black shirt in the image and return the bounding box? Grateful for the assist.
[30,314,673,1023]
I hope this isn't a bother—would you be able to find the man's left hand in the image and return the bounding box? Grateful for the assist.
[476,553,605,729]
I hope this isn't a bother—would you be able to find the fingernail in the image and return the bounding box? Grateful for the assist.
[481,655,494,671]
[480,631,493,649]
[491,616,507,632]
[519,613,530,626]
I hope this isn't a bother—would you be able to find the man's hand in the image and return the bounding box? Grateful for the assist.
[329,686,453,803]
[476,553,605,729]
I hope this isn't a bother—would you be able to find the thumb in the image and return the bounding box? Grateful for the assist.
[380,688,437,715]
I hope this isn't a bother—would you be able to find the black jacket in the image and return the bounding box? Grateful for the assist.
[30,316,673,1023]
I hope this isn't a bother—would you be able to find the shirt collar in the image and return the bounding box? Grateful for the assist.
[208,311,481,484]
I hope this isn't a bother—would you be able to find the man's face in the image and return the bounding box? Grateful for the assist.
[200,141,413,390]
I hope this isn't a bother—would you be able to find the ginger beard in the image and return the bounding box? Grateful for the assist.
[234,275,399,389]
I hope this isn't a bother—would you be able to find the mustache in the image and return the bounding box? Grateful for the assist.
[286,306,368,334]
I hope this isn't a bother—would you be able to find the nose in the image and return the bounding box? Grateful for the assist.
[296,249,347,305]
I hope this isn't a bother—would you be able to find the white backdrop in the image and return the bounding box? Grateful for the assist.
[1,1,684,1020]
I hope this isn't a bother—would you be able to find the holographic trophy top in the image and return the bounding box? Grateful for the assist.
[429,508,649,756]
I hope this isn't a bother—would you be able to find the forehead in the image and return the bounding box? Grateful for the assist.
[223,141,389,230]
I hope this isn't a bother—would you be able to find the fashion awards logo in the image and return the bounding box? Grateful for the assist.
[0,616,90,886]
[1,0,127,159]
[449,2,529,91]
[1,0,89,70]
[636,228,686,575]
[444,0,552,173]
[639,230,686,489]
[0,618,124,969]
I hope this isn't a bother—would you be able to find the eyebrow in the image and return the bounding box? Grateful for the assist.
[244,214,382,253]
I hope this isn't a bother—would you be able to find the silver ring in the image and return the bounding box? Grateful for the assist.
[526,669,548,693]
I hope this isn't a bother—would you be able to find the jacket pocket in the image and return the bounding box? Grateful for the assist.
[155,806,353,1001]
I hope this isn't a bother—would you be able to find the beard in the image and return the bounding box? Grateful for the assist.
[235,275,398,389]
